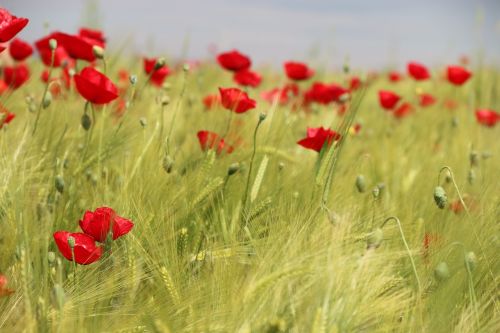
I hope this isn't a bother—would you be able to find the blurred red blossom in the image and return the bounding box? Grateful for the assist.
[217,49,251,72]
[219,87,256,113]
[297,127,341,152]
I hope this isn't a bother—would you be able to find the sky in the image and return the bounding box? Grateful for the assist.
[3,0,500,70]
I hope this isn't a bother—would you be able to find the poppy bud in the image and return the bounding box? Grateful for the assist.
[183,63,190,72]
[129,75,137,85]
[42,92,52,109]
[372,186,380,199]
[162,155,174,173]
[367,228,383,249]
[81,113,91,131]
[48,38,57,51]
[338,92,350,104]
[55,175,64,194]
[355,175,366,193]
[92,45,104,59]
[467,169,476,185]
[47,251,55,264]
[154,57,166,70]
[434,262,450,281]
[67,236,75,249]
[464,251,477,271]
[227,162,240,176]
[160,96,170,106]
[139,117,147,127]
[278,162,285,171]
[376,183,386,197]
[433,186,447,209]
[469,151,479,167]
[259,113,267,122]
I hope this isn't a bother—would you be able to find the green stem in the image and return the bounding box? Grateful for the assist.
[437,166,469,214]
[381,216,422,293]
[32,48,56,135]
[242,115,265,215]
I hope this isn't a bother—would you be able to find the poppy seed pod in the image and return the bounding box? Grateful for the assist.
[55,175,64,194]
[48,38,57,51]
[162,155,174,174]
[42,91,52,109]
[464,251,477,271]
[367,228,383,249]
[434,262,450,282]
[227,162,240,176]
[433,186,447,209]
[355,175,366,193]
[92,45,104,59]
[81,113,91,130]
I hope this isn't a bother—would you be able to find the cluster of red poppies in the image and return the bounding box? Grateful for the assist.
[53,207,134,265]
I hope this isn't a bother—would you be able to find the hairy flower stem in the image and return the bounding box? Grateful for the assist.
[242,115,265,218]
[32,47,55,136]
[437,166,469,214]
[380,216,422,293]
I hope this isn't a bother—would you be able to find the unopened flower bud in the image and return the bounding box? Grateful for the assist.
[81,113,91,130]
[55,175,64,194]
[355,175,366,193]
[183,63,190,72]
[372,186,380,199]
[464,251,477,271]
[42,92,52,109]
[160,96,170,106]
[367,228,383,249]
[433,186,447,209]
[47,251,56,264]
[48,38,57,51]
[469,151,479,167]
[467,169,476,185]
[162,155,174,174]
[338,92,350,103]
[154,57,166,70]
[259,113,267,122]
[92,45,104,59]
[129,75,137,85]
[434,262,450,281]
[139,117,147,127]
[278,162,285,171]
[227,162,240,176]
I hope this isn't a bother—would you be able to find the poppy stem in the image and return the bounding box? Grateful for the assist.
[32,47,56,136]
[380,216,422,294]
[165,68,188,155]
[242,114,266,218]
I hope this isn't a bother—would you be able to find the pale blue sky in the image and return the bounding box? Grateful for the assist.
[3,0,500,69]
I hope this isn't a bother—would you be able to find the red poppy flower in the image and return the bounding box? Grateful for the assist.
[447,65,472,86]
[388,71,402,82]
[74,66,118,104]
[305,82,348,105]
[407,62,430,80]
[349,76,362,91]
[297,127,341,152]
[419,93,437,107]
[0,80,7,94]
[0,45,4,53]
[53,231,103,265]
[475,109,499,127]
[219,87,256,113]
[0,274,14,297]
[53,32,97,61]
[3,63,30,89]
[393,102,413,118]
[0,8,29,43]
[143,58,170,87]
[233,69,262,88]
[78,27,106,47]
[8,38,33,61]
[378,90,400,110]
[197,130,234,155]
[79,207,134,243]
[217,49,251,72]
[202,94,221,110]
[0,104,15,129]
[284,61,314,81]
[35,33,69,67]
